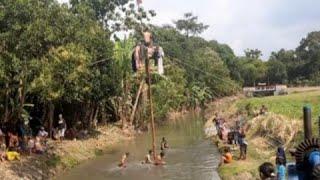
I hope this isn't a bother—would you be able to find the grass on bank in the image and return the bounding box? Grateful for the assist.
[218,90,320,180]
[237,90,320,121]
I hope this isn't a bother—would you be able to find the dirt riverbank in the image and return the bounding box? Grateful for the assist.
[0,125,134,180]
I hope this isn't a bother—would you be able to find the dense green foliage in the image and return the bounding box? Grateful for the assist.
[0,0,240,130]
[0,0,319,131]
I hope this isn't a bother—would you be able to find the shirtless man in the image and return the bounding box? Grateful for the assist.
[154,151,166,166]
[142,150,153,164]
[118,152,130,168]
[160,137,169,151]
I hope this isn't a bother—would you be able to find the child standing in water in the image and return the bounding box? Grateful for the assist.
[118,152,130,168]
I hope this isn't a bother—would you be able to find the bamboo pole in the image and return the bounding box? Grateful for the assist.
[129,79,144,125]
[145,48,156,160]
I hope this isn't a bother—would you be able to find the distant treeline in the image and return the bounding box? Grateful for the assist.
[220,32,320,87]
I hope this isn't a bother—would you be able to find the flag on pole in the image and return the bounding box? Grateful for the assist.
[137,0,142,5]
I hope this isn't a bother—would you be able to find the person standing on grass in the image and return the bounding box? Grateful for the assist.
[239,128,247,160]
[275,146,286,166]
[276,157,286,180]
[58,114,67,141]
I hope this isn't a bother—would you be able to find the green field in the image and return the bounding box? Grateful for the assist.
[237,90,320,122]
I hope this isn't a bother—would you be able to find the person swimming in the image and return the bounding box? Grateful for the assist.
[160,137,169,151]
[118,152,130,168]
[154,151,166,166]
[142,149,153,164]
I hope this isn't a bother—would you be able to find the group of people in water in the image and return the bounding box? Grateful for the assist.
[118,137,169,168]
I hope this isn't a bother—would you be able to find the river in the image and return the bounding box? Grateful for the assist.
[57,113,220,180]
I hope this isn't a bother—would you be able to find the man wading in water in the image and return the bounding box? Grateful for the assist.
[154,151,166,165]
[160,137,169,151]
[118,152,130,168]
[142,150,153,164]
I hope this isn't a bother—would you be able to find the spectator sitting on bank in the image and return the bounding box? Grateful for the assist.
[220,147,233,166]
[8,132,19,151]
[38,127,48,139]
[38,126,48,145]
[27,136,35,155]
[260,105,268,115]
[0,141,6,162]
[34,136,45,154]
[259,162,276,180]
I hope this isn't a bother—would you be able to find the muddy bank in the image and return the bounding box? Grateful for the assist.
[0,126,134,180]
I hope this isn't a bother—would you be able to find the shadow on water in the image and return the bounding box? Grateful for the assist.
[57,113,221,180]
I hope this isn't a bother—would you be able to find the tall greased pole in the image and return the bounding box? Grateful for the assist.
[143,31,157,160]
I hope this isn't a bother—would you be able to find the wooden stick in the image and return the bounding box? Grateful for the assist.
[129,79,145,125]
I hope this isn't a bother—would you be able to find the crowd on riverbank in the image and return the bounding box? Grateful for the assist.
[0,114,81,164]
[0,119,133,180]
[207,102,292,180]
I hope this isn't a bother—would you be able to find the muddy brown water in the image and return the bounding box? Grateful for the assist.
[57,113,220,180]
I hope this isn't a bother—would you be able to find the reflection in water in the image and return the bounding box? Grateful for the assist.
[58,113,220,180]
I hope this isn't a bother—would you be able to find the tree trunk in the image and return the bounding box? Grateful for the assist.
[48,102,55,138]
[18,78,25,120]
[100,105,107,125]
[93,105,99,129]
[4,82,9,122]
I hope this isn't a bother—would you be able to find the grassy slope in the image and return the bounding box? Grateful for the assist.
[218,90,320,180]
[237,90,320,121]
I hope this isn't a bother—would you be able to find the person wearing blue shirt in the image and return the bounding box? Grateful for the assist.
[277,157,286,180]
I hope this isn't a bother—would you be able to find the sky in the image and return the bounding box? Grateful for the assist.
[58,0,320,60]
